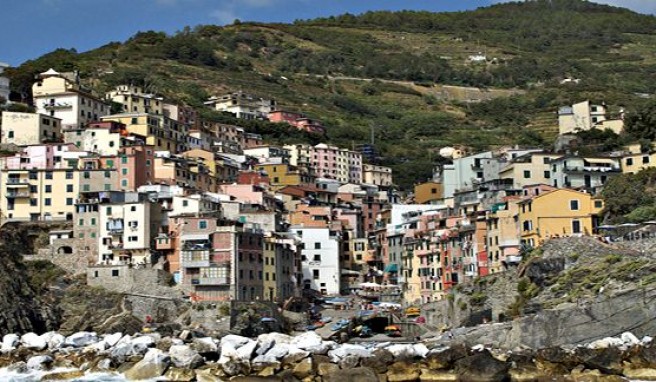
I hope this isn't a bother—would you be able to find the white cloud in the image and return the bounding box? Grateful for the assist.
[490,0,656,14]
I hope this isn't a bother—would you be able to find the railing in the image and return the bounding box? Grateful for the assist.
[108,229,124,235]
[42,102,72,109]
[506,255,523,264]
[182,250,211,268]
[108,243,124,250]
[5,191,30,198]
[191,276,230,285]
[6,178,29,185]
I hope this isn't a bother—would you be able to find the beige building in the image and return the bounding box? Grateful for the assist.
[499,152,561,189]
[64,121,126,156]
[1,112,62,145]
[32,69,109,130]
[558,100,623,135]
[101,113,187,153]
[363,164,393,187]
[204,91,276,120]
[106,85,164,115]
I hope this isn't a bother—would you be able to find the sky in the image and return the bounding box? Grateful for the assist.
[1,0,654,67]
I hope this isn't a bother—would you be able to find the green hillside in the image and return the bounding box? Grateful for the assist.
[6,0,656,188]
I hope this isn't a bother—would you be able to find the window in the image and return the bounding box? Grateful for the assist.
[431,188,437,194]
[45,171,53,180]
[121,179,128,188]
[626,158,634,166]
[182,200,189,207]
[121,168,128,175]
[544,171,550,179]
[30,198,38,207]
[523,170,531,179]
[7,131,13,138]
[106,207,112,214]
[313,254,321,261]
[199,220,208,229]
[91,218,96,225]
[313,269,320,280]
[45,185,52,193]
[594,200,603,209]
[29,171,37,180]
[104,171,111,178]
[644,156,650,164]
[78,218,84,226]
[66,198,73,206]
[45,198,51,206]
[128,236,138,242]
[66,171,73,179]
[572,220,581,234]
[570,200,580,211]
[29,185,37,193]
[66,184,73,192]
[83,184,90,192]
[112,270,119,277]
[314,242,321,249]
[104,184,111,191]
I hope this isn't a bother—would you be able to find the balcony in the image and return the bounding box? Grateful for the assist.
[108,229,124,236]
[6,191,30,198]
[499,239,520,248]
[193,276,230,285]
[506,255,523,264]
[6,178,29,187]
[182,250,211,268]
[108,242,124,250]
[155,236,173,250]
[43,101,72,110]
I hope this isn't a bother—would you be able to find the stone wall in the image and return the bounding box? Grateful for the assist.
[31,238,92,275]
[441,285,656,350]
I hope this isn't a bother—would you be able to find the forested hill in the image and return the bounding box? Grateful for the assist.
[6,0,656,188]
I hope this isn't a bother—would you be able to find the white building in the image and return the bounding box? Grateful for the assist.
[204,91,276,120]
[0,62,9,103]
[98,194,161,265]
[295,227,341,295]
[32,68,110,130]
[1,112,62,145]
[558,100,623,135]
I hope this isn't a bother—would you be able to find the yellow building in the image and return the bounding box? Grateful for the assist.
[499,153,561,189]
[255,163,314,189]
[0,168,80,223]
[486,199,521,273]
[414,182,443,204]
[518,189,604,248]
[1,112,62,145]
[105,85,164,115]
[621,147,656,174]
[101,113,187,153]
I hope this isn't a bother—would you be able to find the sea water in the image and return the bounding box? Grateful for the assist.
[0,367,155,381]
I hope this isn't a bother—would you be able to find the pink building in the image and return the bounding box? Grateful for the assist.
[268,111,325,135]
[1,143,78,170]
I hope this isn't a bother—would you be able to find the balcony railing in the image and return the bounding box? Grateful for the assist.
[506,255,523,264]
[43,101,72,110]
[6,191,30,198]
[191,276,230,285]
[6,178,29,186]
[108,229,124,235]
[182,250,211,268]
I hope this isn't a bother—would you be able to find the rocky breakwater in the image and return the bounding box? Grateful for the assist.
[2,329,656,381]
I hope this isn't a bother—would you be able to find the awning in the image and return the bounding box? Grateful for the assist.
[384,263,398,273]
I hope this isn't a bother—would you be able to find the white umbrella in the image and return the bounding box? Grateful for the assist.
[359,282,381,288]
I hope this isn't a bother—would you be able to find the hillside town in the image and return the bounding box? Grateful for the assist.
[0,67,641,309]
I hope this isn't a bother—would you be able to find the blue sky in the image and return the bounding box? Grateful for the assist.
[1,0,654,67]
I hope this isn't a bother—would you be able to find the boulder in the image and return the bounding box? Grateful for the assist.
[318,362,339,376]
[256,339,275,356]
[576,347,624,375]
[21,332,47,350]
[44,333,65,350]
[419,368,458,382]
[265,343,291,360]
[282,346,309,364]
[323,366,379,382]
[110,340,151,363]
[338,354,360,369]
[169,344,204,369]
[328,343,372,362]
[258,332,293,345]
[291,332,323,350]
[386,344,427,360]
[587,337,625,350]
[65,332,99,348]
[220,334,251,349]
[292,357,313,379]
[130,335,155,347]
[102,333,123,348]
[387,361,420,382]
[425,344,468,370]
[164,367,196,382]
[306,340,335,355]
[26,355,53,370]
[253,354,280,365]
[1,333,19,352]
[193,337,219,354]
[124,348,171,380]
[236,339,258,362]
[623,367,656,381]
[621,332,640,347]
[454,350,510,382]
[361,348,394,374]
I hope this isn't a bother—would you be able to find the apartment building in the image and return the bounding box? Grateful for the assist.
[499,152,561,189]
[101,113,188,153]
[1,112,62,145]
[549,156,621,193]
[295,226,342,295]
[362,164,393,187]
[105,85,164,115]
[204,91,276,120]
[312,144,362,184]
[558,100,623,135]
[32,69,109,130]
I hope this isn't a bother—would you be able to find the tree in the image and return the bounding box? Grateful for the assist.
[601,168,656,222]
[625,101,656,141]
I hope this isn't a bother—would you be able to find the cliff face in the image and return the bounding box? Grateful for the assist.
[0,224,60,334]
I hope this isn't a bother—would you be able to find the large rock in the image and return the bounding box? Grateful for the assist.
[21,332,47,350]
[2,333,19,352]
[425,344,468,370]
[124,348,171,380]
[623,367,656,381]
[236,339,258,362]
[42,332,65,350]
[169,344,204,369]
[220,334,251,349]
[360,348,394,373]
[193,337,219,354]
[26,355,53,370]
[258,332,293,345]
[65,331,99,347]
[576,347,624,375]
[282,345,309,364]
[292,357,313,379]
[387,361,420,382]
[291,332,322,350]
[454,350,510,382]
[387,344,428,360]
[103,332,123,348]
[323,366,378,382]
[328,343,372,362]
[420,368,458,382]
[164,367,196,382]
